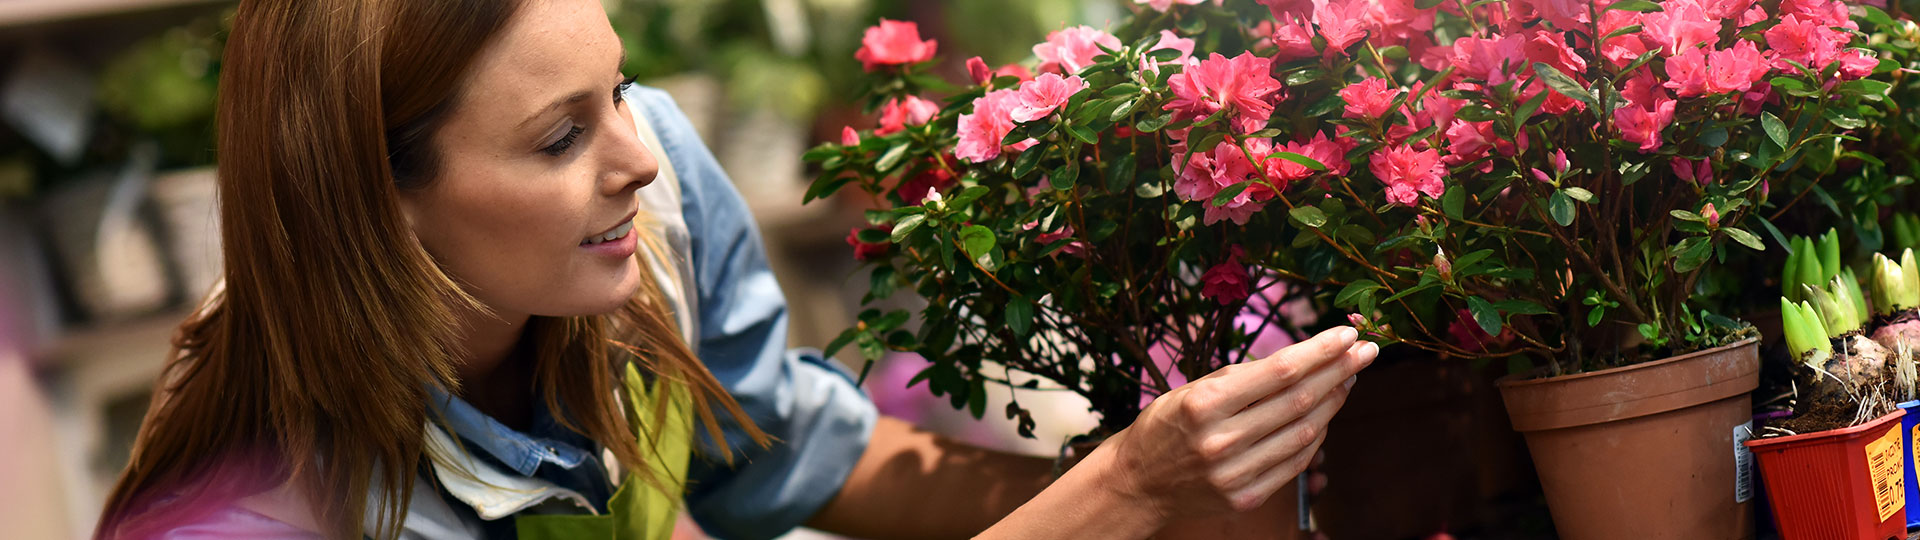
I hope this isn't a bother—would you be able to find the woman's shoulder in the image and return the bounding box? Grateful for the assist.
[138,503,323,540]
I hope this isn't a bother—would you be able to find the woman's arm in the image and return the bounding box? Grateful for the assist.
[807,327,1372,540]
[802,417,1065,538]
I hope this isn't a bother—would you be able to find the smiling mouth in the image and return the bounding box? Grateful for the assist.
[581,220,634,245]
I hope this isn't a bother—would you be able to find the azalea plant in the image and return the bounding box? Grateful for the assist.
[807,0,1909,434]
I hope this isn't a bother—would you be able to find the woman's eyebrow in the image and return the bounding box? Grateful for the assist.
[515,50,628,129]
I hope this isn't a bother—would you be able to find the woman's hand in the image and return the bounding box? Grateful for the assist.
[1094,326,1376,524]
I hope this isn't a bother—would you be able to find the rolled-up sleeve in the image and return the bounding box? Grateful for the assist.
[633,88,879,540]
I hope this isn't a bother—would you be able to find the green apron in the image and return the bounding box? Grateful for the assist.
[513,365,694,540]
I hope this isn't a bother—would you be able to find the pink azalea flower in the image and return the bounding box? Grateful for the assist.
[1765,15,1849,72]
[1260,0,1317,18]
[1524,30,1587,79]
[1599,11,1655,68]
[1359,0,1437,47]
[1138,0,1207,11]
[1738,6,1768,26]
[1267,131,1349,182]
[1313,0,1371,56]
[855,19,938,71]
[1441,119,1507,172]
[1034,26,1123,74]
[1838,50,1881,80]
[1200,247,1253,305]
[1639,0,1719,56]
[955,89,1023,163]
[1738,81,1777,116]
[841,126,861,146]
[1270,13,1321,62]
[1664,46,1712,98]
[1779,0,1857,31]
[1615,74,1676,153]
[966,56,992,85]
[876,96,941,135]
[1371,145,1446,206]
[1704,40,1769,95]
[1176,140,1270,225]
[1449,33,1527,85]
[1164,52,1285,134]
[1340,76,1401,120]
[1416,92,1468,131]
[1525,0,1590,31]
[1009,73,1088,123]
[1696,0,1756,19]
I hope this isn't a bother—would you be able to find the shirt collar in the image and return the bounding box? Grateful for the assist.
[427,385,593,477]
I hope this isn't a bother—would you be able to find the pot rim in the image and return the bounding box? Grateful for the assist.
[1494,337,1759,389]
[1744,409,1905,449]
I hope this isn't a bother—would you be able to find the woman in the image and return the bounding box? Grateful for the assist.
[96,0,1376,538]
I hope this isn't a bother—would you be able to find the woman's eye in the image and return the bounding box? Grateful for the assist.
[541,125,585,156]
[611,74,638,104]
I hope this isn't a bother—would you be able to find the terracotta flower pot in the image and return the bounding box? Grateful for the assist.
[1746,409,1906,540]
[1495,338,1761,540]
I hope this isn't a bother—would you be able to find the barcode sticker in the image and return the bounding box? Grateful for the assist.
[1865,425,1905,522]
[1733,421,1754,503]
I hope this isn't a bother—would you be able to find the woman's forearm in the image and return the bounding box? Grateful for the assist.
[973,440,1165,540]
[804,416,1059,539]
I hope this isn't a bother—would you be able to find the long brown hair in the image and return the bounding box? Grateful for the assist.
[97,1,765,538]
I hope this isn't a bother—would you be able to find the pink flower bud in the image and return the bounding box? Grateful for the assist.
[1551,149,1569,174]
[967,56,991,86]
[1670,157,1696,183]
[841,126,861,146]
[1348,313,1368,327]
[1434,248,1453,281]
[1530,168,1553,184]
[1702,202,1720,228]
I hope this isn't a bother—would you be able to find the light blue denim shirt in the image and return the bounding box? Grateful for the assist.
[154,87,878,540]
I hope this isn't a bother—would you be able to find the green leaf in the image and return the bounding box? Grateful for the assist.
[960,224,997,260]
[1467,296,1502,337]
[823,328,862,360]
[1291,206,1330,228]
[1696,127,1730,148]
[1670,209,1704,222]
[1106,153,1137,193]
[967,377,987,419]
[1286,68,1328,87]
[876,142,911,173]
[1442,187,1466,219]
[1050,163,1081,190]
[1006,296,1034,336]
[1335,279,1383,308]
[1011,147,1045,179]
[1563,187,1594,202]
[1724,227,1765,251]
[1067,124,1099,145]
[1515,88,1551,127]
[1823,108,1867,130]
[1103,83,1142,97]
[1533,64,1596,109]
[1211,181,1252,207]
[1761,112,1789,150]
[891,214,926,243]
[1607,0,1662,11]
[1135,112,1174,132]
[949,185,990,210]
[1270,151,1329,172]
[1109,99,1138,122]
[1672,236,1712,272]
[1549,190,1575,226]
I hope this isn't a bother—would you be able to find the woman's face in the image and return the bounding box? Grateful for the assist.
[399,0,656,320]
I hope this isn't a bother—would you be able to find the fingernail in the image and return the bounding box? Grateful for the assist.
[1357,342,1379,362]
[1335,326,1358,343]
[1344,375,1357,390]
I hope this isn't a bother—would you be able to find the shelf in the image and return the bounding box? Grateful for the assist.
[0,0,223,28]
